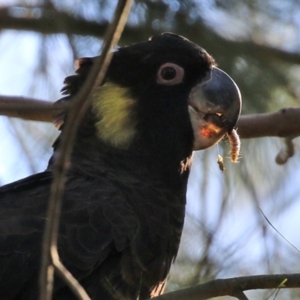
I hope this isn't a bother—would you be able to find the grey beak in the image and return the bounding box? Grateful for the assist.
[188,67,242,150]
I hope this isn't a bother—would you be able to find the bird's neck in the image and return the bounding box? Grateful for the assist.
[69,132,193,193]
[50,108,195,192]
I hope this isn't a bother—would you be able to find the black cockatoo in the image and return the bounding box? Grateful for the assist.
[0,33,241,299]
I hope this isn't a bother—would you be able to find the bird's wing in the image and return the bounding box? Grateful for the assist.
[0,172,52,298]
[0,171,139,299]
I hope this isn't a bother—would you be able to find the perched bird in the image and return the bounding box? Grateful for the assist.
[0,33,241,299]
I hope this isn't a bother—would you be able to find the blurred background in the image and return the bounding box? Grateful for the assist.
[0,1,300,299]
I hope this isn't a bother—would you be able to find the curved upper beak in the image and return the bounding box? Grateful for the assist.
[188,67,242,150]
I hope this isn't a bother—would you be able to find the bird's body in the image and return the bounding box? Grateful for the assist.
[0,33,241,299]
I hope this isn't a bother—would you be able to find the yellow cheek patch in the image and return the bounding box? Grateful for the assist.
[92,82,137,148]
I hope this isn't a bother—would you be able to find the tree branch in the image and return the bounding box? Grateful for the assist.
[0,96,67,122]
[152,273,300,300]
[1,96,299,140]
[0,6,107,37]
[1,5,300,66]
[237,108,300,139]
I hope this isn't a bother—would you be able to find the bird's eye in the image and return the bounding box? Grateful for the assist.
[160,67,176,80]
[157,63,184,85]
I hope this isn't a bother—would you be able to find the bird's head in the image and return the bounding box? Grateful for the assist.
[59,33,241,167]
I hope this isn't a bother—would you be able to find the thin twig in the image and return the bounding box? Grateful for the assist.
[265,278,288,300]
[259,207,300,254]
[232,290,249,300]
[39,1,133,300]
[51,248,90,299]
[275,137,295,164]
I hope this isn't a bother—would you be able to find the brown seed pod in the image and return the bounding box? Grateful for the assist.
[217,155,225,172]
[227,129,240,163]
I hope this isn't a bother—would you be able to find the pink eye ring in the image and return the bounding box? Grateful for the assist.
[156,63,184,85]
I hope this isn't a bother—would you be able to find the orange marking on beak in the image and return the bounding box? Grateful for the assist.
[200,127,216,138]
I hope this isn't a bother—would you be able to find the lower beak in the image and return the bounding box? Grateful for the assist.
[188,67,242,150]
